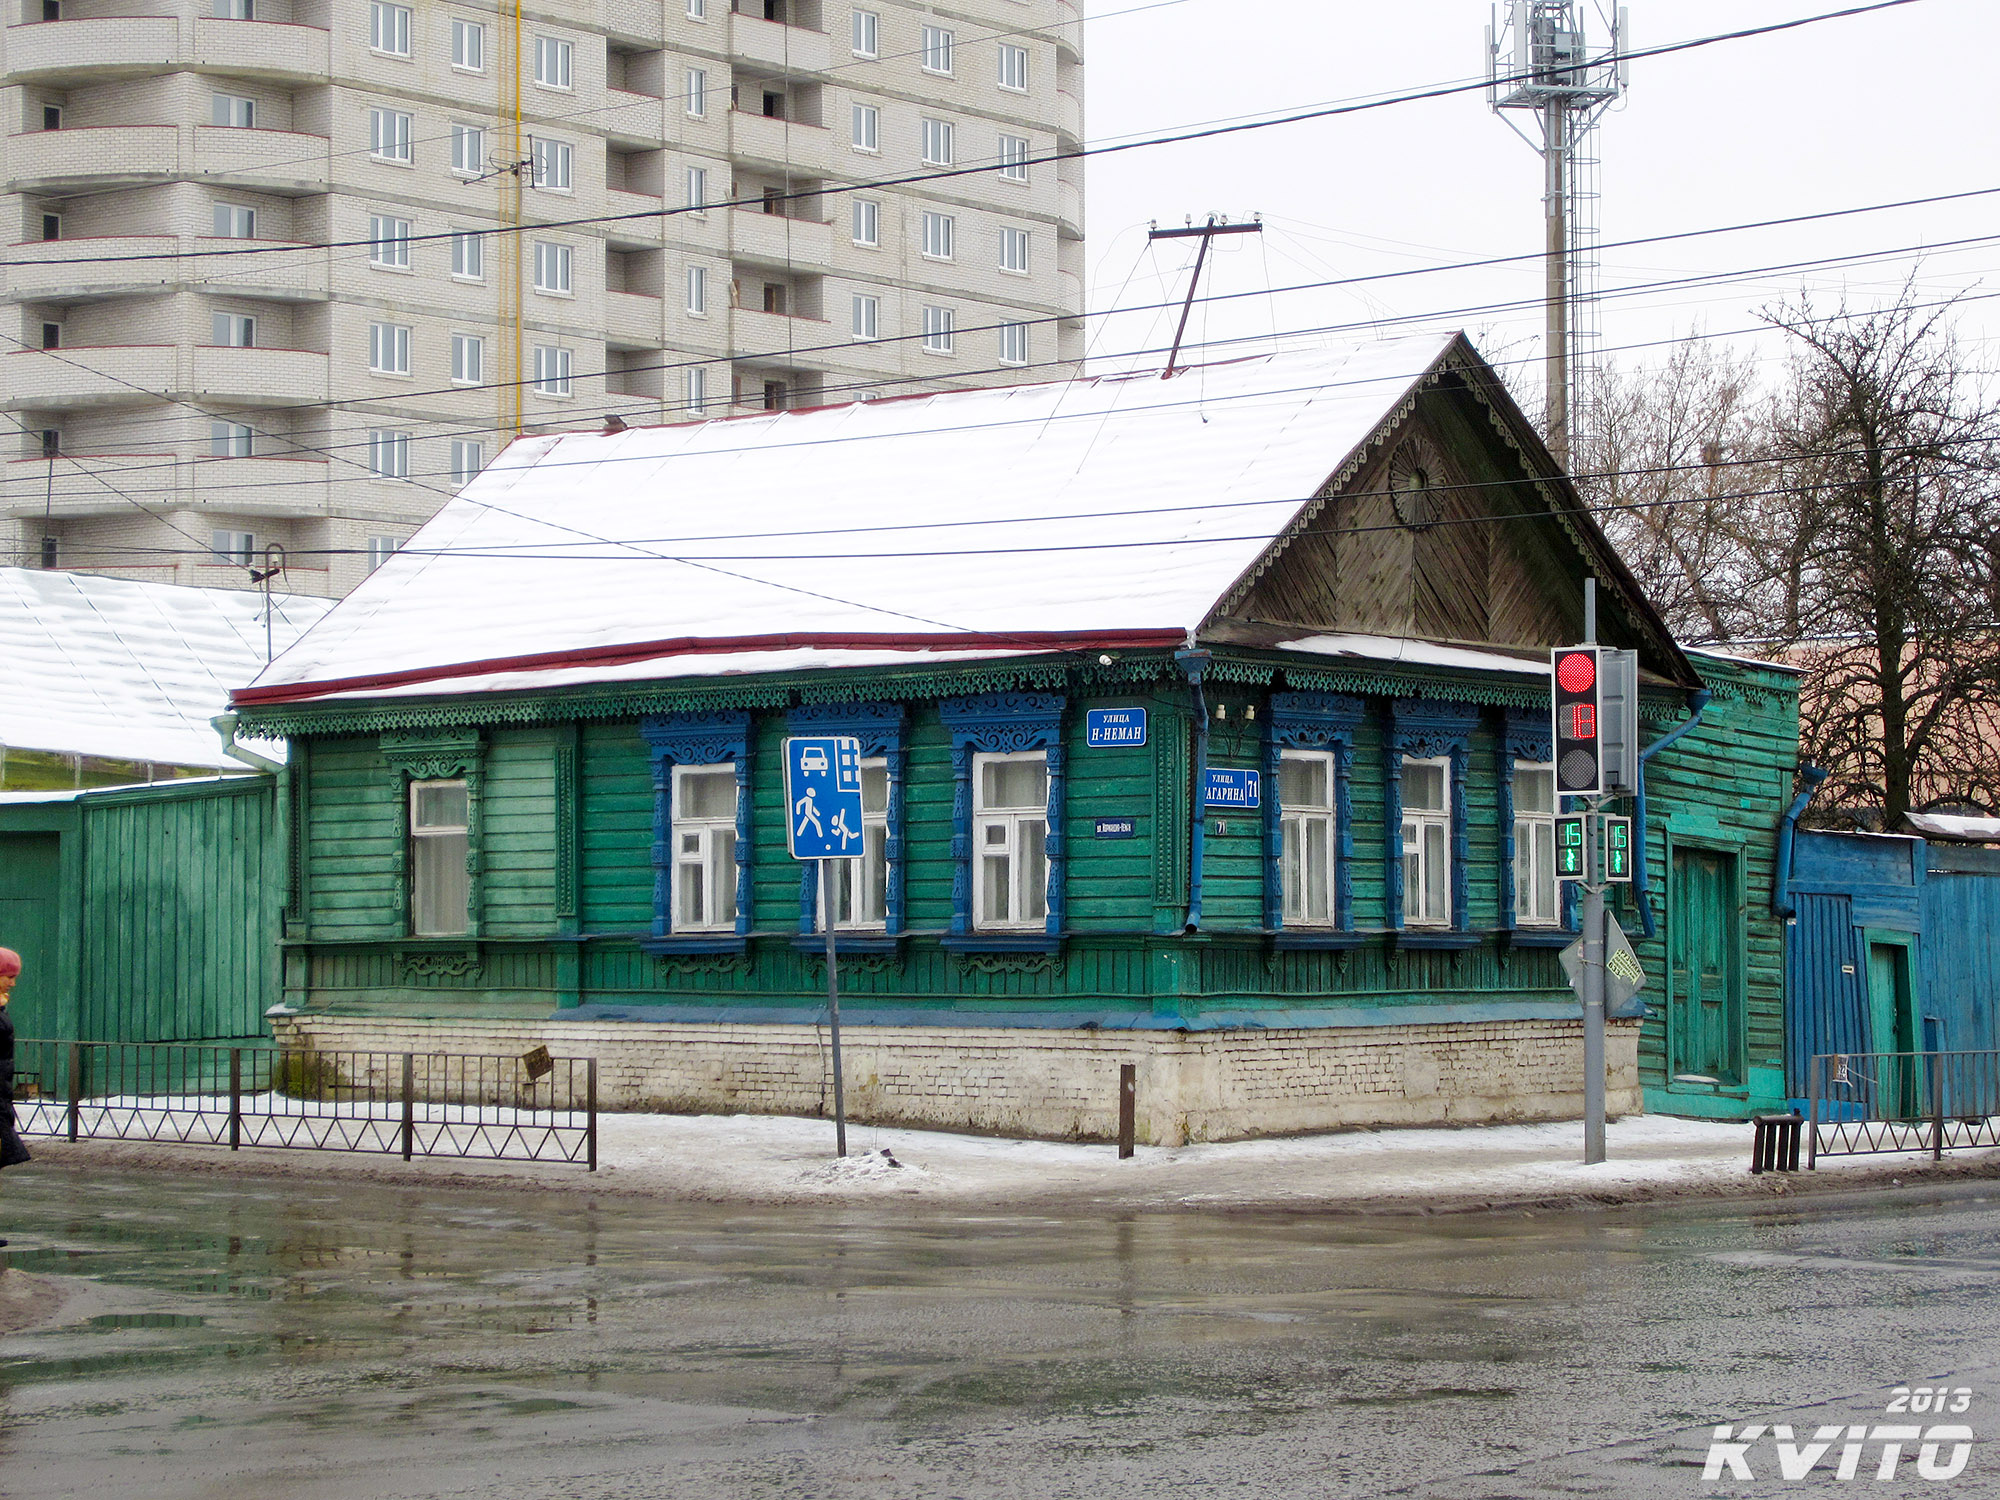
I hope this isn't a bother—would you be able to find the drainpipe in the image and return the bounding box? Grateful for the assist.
[211,711,283,775]
[1632,689,1711,938]
[1773,764,1829,918]
[1175,646,1212,931]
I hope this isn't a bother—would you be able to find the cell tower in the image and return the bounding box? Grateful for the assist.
[1488,3,1629,466]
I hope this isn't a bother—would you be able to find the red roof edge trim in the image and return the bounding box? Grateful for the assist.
[231,629,1189,707]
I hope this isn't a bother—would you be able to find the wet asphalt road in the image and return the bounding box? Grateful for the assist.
[0,1168,1996,1499]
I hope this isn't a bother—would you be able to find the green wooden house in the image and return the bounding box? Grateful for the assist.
[230,336,1802,1141]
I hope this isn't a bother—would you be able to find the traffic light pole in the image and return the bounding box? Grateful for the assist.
[1581,580,1606,1165]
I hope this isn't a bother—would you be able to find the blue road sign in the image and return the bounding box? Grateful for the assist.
[1086,707,1147,747]
[1202,768,1261,808]
[784,736,866,860]
[1094,816,1137,838]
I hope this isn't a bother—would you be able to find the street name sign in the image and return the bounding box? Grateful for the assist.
[1203,768,1261,808]
[1086,708,1147,747]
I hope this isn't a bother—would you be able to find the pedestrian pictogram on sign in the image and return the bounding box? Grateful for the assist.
[784,736,865,860]
[1556,813,1587,879]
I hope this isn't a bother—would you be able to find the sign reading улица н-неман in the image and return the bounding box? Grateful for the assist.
[1085,708,1147,747]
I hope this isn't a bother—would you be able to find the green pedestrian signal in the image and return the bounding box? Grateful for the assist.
[1555,814,1587,880]
[1604,816,1633,882]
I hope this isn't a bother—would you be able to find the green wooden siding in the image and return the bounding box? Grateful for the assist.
[306,737,400,940]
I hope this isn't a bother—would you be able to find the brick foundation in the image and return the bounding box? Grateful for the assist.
[267,1014,1644,1145]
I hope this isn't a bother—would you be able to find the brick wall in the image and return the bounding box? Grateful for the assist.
[268,1014,1644,1145]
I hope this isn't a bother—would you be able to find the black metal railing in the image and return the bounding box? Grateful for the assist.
[11,1040,597,1170]
[1805,1050,2000,1168]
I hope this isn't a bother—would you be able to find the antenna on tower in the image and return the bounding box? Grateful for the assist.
[1488,3,1628,467]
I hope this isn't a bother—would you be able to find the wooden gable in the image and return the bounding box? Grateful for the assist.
[1206,338,1694,685]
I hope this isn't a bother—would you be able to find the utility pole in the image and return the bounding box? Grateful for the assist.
[1148,215,1262,377]
[1489,4,1628,467]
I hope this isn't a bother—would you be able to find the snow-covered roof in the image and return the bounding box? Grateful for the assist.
[1907,812,2000,843]
[1,568,334,767]
[1273,633,1551,678]
[239,337,1463,706]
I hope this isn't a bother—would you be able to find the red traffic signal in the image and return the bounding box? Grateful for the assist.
[1552,647,1604,795]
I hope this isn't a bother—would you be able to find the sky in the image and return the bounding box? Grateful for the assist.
[1077,0,2000,402]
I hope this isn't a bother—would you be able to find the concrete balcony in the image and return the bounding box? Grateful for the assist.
[727,109,832,175]
[181,455,331,516]
[3,236,327,301]
[731,14,832,74]
[599,89,665,144]
[604,290,664,347]
[3,17,179,80]
[2,453,332,520]
[3,346,176,410]
[190,19,331,81]
[729,307,834,364]
[599,0,665,47]
[4,126,180,192]
[190,126,331,194]
[1056,90,1083,142]
[728,207,832,270]
[1057,179,1084,237]
[189,345,330,403]
[604,192,669,248]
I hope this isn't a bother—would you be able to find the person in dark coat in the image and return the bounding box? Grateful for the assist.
[0,946,31,1170]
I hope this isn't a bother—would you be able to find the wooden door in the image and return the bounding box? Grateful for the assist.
[0,833,61,1037]
[1867,941,1919,1117]
[1669,847,1742,1085]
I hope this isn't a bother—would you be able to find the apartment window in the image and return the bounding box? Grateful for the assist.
[450,123,485,175]
[685,165,707,213]
[997,320,1029,366]
[367,213,412,268]
[449,438,484,488]
[997,42,1029,93]
[212,203,256,238]
[210,93,255,128]
[762,281,788,315]
[409,781,470,937]
[828,761,891,928]
[920,25,953,75]
[685,264,708,315]
[922,305,953,354]
[1279,751,1337,926]
[533,240,573,295]
[761,379,787,411]
[533,345,573,396]
[920,116,953,166]
[367,321,411,375]
[450,229,484,280]
[450,17,484,71]
[450,332,484,385]
[920,210,953,260]
[685,67,707,117]
[851,294,878,341]
[534,35,572,89]
[850,103,878,153]
[684,366,707,414]
[999,226,1029,274]
[39,320,60,350]
[210,312,255,347]
[366,535,399,571]
[211,529,256,566]
[1513,762,1560,926]
[532,138,572,190]
[369,1,411,57]
[213,0,254,17]
[369,108,413,163]
[973,752,1047,929]
[1401,758,1451,927]
[208,421,253,459]
[366,428,410,477]
[851,198,879,247]
[672,765,738,931]
[686,0,705,17]
[850,8,877,57]
[40,213,61,242]
[998,133,1030,183]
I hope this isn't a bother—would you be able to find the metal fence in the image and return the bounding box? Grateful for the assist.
[1805,1050,2000,1168]
[11,1040,597,1170]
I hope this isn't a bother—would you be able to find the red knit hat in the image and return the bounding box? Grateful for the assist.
[0,947,21,977]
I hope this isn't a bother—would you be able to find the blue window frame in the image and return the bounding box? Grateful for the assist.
[1263,691,1363,943]
[941,692,1065,949]
[640,710,751,952]
[787,701,907,945]
[1500,707,1576,940]
[1386,699,1478,944]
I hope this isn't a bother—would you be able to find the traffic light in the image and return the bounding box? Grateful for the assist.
[1555,814,1587,880]
[1552,646,1604,796]
[1603,815,1633,882]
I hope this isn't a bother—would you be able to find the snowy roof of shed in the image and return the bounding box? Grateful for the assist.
[1907,812,2000,843]
[1,568,334,767]
[238,336,1481,706]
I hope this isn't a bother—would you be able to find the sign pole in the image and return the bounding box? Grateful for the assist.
[1581,578,1607,1165]
[821,862,847,1158]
